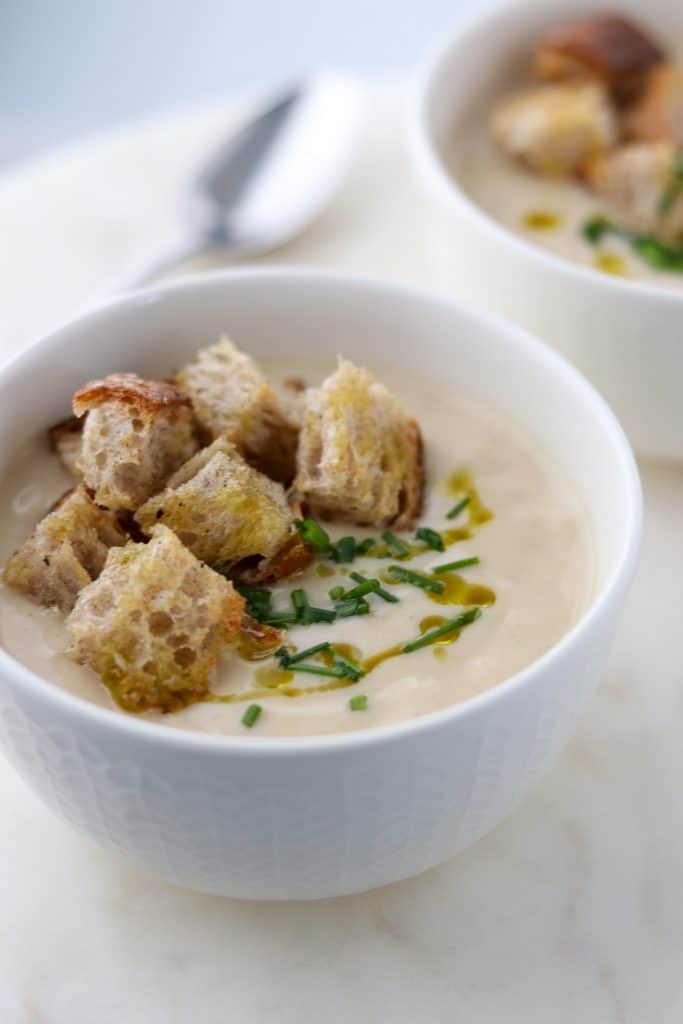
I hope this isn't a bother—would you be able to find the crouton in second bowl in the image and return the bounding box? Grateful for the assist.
[0,268,640,898]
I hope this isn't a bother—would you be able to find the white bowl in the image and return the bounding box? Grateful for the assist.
[0,268,641,899]
[412,0,683,461]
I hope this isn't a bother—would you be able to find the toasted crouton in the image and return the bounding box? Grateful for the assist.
[625,64,683,144]
[176,338,298,482]
[585,140,683,243]
[534,14,665,103]
[295,358,423,529]
[3,485,127,613]
[49,416,84,480]
[73,373,198,511]
[66,525,244,712]
[134,438,295,576]
[491,83,617,177]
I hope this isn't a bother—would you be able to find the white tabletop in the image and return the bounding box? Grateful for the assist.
[1,87,682,1024]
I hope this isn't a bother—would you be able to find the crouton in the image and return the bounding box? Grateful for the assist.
[585,140,683,243]
[134,438,295,577]
[491,83,617,177]
[534,14,665,103]
[176,338,298,483]
[73,373,198,511]
[295,358,423,529]
[625,64,683,144]
[66,525,244,712]
[3,485,127,613]
[49,416,84,480]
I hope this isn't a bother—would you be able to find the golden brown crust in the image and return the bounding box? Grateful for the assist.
[392,419,424,530]
[625,63,683,143]
[535,14,665,102]
[73,373,192,419]
[234,532,315,585]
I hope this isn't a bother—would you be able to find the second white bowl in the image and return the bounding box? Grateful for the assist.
[412,0,683,461]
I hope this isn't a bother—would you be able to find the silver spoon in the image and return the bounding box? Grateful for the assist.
[109,73,363,293]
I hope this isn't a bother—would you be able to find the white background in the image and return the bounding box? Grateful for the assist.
[0,0,477,166]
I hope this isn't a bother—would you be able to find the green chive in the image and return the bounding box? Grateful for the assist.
[355,538,376,556]
[403,607,482,653]
[294,518,332,552]
[433,556,480,574]
[349,571,398,604]
[381,530,410,558]
[301,604,337,625]
[291,589,309,618]
[446,496,470,520]
[287,663,348,679]
[387,565,444,594]
[415,526,444,551]
[335,597,371,618]
[582,215,614,246]
[335,536,356,563]
[279,641,331,667]
[332,652,365,680]
[329,585,345,601]
[261,612,298,626]
[349,695,368,711]
[339,578,380,600]
[241,704,262,728]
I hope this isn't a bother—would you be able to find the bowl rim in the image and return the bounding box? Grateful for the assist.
[0,265,643,756]
[410,0,683,305]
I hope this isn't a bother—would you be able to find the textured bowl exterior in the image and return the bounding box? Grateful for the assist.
[412,0,683,461]
[0,269,641,899]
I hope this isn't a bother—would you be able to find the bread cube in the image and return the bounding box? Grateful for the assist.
[491,83,617,177]
[3,485,127,613]
[135,438,294,576]
[535,14,664,103]
[66,525,245,712]
[295,358,423,528]
[73,373,198,511]
[176,338,298,482]
[625,64,683,144]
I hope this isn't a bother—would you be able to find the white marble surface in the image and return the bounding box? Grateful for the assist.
[0,88,682,1024]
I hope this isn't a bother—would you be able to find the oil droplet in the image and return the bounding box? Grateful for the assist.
[315,563,335,578]
[418,614,461,647]
[432,647,447,661]
[253,666,294,689]
[238,617,283,662]
[363,644,403,673]
[427,573,496,608]
[595,252,628,276]
[522,209,564,231]
[442,470,493,539]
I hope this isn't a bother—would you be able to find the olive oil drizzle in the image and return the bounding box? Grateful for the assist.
[200,469,495,709]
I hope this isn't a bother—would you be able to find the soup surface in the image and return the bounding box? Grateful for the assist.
[0,361,595,737]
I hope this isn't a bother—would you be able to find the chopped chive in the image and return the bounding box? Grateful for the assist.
[291,589,309,618]
[335,597,371,618]
[288,663,348,679]
[387,565,444,594]
[340,578,380,600]
[261,612,298,626]
[294,517,332,552]
[433,556,480,574]
[329,585,345,601]
[349,571,398,604]
[301,604,337,625]
[446,496,470,520]
[349,695,368,711]
[278,641,331,667]
[582,214,613,246]
[355,538,376,556]
[241,704,263,728]
[335,537,356,563]
[403,607,482,653]
[332,651,365,680]
[381,530,410,558]
[415,526,445,551]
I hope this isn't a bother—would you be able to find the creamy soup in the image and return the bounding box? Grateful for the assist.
[452,116,683,290]
[0,362,595,738]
